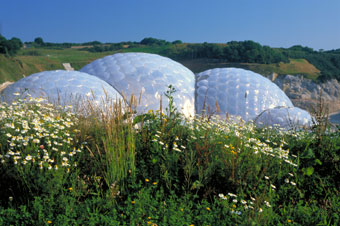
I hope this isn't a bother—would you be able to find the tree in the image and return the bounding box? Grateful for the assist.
[172,40,182,45]
[34,37,44,46]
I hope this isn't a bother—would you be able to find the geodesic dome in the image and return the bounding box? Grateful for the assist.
[0,70,123,108]
[195,68,294,121]
[80,52,195,117]
[254,106,313,129]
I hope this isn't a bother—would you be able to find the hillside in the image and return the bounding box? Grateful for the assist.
[0,45,322,83]
[0,48,116,83]
[178,58,320,79]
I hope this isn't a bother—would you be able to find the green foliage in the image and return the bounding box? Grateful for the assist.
[0,86,339,225]
[34,37,44,46]
[0,35,23,56]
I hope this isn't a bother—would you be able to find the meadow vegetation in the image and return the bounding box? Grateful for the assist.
[0,87,340,225]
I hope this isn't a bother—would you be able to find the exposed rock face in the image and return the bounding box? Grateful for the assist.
[0,82,14,93]
[272,75,340,114]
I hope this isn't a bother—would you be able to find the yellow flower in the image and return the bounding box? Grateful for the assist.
[68,187,73,191]
[206,207,211,211]
[47,220,52,224]
[153,182,158,185]
[180,208,183,212]
[288,219,292,223]
[145,178,150,182]
[232,204,236,208]
[131,200,135,204]
[148,216,151,219]
[231,150,237,155]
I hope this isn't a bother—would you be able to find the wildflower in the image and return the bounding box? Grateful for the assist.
[131,200,135,204]
[145,178,149,182]
[206,207,211,211]
[241,200,247,205]
[264,201,271,207]
[25,155,32,161]
[228,193,237,197]
[233,199,238,203]
[270,184,276,190]
[47,221,52,224]
[288,219,292,223]
[173,147,182,152]
[264,176,270,180]
[153,182,157,185]
[290,181,296,186]
[285,178,290,183]
[259,208,263,213]
[68,187,73,191]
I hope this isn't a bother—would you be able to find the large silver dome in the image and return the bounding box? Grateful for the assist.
[80,52,195,117]
[1,70,123,107]
[254,106,313,129]
[195,68,293,121]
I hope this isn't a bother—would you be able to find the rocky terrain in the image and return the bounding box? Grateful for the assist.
[270,73,340,115]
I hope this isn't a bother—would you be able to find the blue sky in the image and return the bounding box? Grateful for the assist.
[0,0,339,50]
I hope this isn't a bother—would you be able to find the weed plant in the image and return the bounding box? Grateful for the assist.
[0,86,339,225]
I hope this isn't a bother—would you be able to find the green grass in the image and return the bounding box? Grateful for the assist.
[0,88,339,225]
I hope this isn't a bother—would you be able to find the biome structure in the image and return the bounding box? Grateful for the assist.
[81,52,195,117]
[195,68,294,121]
[1,70,123,109]
[254,106,313,129]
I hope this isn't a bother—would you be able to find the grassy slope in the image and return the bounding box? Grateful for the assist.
[0,46,320,83]
[178,58,320,79]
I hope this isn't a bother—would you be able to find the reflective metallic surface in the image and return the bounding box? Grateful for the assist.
[81,53,195,117]
[254,107,313,129]
[1,70,123,107]
[195,68,293,121]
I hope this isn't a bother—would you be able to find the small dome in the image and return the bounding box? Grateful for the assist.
[255,106,313,129]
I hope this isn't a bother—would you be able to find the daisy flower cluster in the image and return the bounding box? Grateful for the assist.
[0,96,83,170]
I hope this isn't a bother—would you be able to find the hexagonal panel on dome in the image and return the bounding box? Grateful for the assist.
[81,52,195,117]
[195,68,293,121]
[254,106,313,129]
[1,70,123,108]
